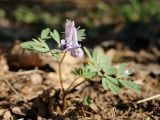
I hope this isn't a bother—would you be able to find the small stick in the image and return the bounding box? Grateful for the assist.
[137,94,160,103]
[3,78,28,103]
[80,109,93,115]
[111,107,118,120]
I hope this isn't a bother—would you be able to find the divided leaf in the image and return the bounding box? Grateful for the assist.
[101,64,117,75]
[20,38,50,53]
[73,66,97,79]
[51,49,60,61]
[20,41,36,49]
[83,47,92,60]
[106,76,120,85]
[106,80,121,94]
[31,46,49,52]
[82,67,97,79]
[83,48,140,94]
[87,63,98,72]
[117,63,132,78]
[120,80,140,94]
[77,27,86,41]
[50,29,60,45]
[102,77,121,94]
[82,96,91,106]
[92,49,111,65]
[41,28,50,39]
[102,77,109,90]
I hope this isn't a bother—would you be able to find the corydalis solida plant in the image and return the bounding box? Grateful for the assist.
[21,19,140,112]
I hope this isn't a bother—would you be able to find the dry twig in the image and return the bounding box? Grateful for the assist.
[137,94,160,103]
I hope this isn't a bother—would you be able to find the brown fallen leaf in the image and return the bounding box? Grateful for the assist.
[7,41,43,69]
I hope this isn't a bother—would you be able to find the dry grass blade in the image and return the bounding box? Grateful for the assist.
[2,78,28,103]
[137,94,160,103]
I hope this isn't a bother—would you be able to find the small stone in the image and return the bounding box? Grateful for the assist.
[94,114,101,120]
[13,83,23,91]
[30,73,43,84]
[3,110,13,120]
[46,72,56,81]
[0,55,9,75]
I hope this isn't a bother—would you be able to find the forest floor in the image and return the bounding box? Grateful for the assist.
[0,41,159,120]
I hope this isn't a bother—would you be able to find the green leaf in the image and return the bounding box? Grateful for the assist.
[21,38,50,53]
[87,63,97,72]
[105,67,117,75]
[73,66,97,79]
[106,79,121,94]
[118,63,126,73]
[51,50,60,61]
[117,63,132,78]
[120,80,140,94]
[102,77,121,94]
[92,49,111,65]
[77,27,86,41]
[41,28,50,39]
[83,47,92,60]
[106,76,120,85]
[82,66,97,79]
[50,29,60,45]
[102,77,109,90]
[20,41,35,49]
[82,96,91,106]
[83,71,97,79]
[32,46,49,52]
[101,64,117,75]
[73,67,83,76]
[38,38,49,49]
[33,39,44,46]
[92,49,98,62]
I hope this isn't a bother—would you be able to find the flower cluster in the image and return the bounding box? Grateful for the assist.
[60,20,84,57]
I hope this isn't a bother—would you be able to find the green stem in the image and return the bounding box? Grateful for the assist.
[65,76,81,94]
[58,52,67,95]
[62,76,82,112]
[67,79,86,93]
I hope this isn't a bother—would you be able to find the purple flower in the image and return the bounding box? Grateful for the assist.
[60,20,84,57]
[71,48,84,57]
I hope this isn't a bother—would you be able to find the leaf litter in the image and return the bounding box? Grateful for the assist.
[0,41,159,120]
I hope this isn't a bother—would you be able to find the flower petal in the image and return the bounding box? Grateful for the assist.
[60,39,66,50]
[71,48,84,57]
[65,20,74,43]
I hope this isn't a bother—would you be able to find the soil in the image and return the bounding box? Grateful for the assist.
[0,42,159,120]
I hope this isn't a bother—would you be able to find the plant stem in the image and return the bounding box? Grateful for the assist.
[67,79,86,93]
[65,76,81,94]
[58,52,67,95]
[62,76,81,111]
[62,95,67,112]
